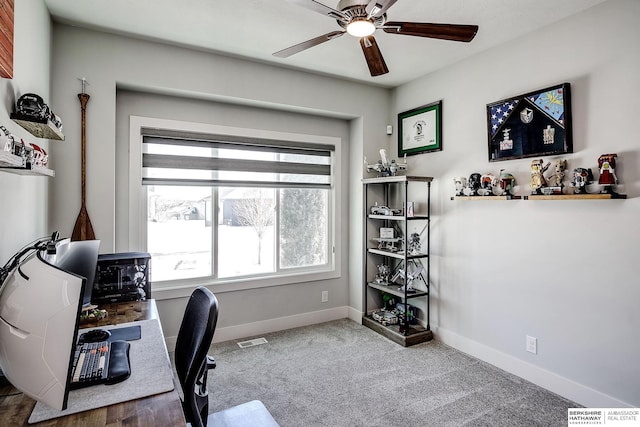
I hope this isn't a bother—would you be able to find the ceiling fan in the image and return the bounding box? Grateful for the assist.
[273,0,479,77]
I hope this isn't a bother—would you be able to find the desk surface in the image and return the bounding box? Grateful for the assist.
[0,300,186,427]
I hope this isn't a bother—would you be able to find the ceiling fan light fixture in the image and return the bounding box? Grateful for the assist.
[347,18,376,37]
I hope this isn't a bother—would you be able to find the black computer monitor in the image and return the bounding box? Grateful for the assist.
[0,238,100,410]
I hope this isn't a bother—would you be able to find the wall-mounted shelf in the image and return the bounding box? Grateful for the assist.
[524,193,626,200]
[451,195,521,201]
[3,165,55,177]
[10,112,64,140]
[0,151,22,167]
[451,194,626,200]
[0,152,54,176]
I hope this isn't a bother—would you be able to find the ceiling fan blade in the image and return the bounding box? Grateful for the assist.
[273,31,345,58]
[359,35,389,77]
[287,0,347,21]
[383,22,479,42]
[366,0,398,18]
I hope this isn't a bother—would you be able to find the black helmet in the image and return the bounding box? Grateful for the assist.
[17,93,50,120]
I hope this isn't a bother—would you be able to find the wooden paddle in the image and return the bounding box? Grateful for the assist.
[71,78,96,241]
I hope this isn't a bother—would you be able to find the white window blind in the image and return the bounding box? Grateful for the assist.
[141,129,334,189]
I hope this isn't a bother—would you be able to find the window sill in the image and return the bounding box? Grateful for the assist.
[151,268,339,301]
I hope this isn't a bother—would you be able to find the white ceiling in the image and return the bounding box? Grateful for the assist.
[43,0,607,88]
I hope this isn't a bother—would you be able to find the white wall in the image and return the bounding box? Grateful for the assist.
[390,0,639,407]
[48,25,390,338]
[0,1,51,263]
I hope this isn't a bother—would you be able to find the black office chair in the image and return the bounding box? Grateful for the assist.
[175,287,279,427]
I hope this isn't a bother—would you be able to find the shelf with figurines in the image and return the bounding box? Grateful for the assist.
[451,169,522,200]
[362,149,433,346]
[368,202,430,221]
[367,260,429,300]
[368,231,429,259]
[524,154,626,200]
[10,93,64,140]
[363,259,432,346]
[0,126,54,176]
[368,223,429,261]
[451,154,627,201]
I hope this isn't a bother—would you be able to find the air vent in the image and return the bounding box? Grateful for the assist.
[237,337,268,349]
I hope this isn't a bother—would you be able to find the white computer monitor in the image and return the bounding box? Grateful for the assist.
[0,239,100,410]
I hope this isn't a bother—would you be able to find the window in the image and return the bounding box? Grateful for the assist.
[134,121,338,289]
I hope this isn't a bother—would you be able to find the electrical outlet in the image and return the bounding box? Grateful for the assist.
[526,335,537,354]
[321,291,328,303]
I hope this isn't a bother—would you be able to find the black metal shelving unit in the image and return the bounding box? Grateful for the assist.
[362,175,433,346]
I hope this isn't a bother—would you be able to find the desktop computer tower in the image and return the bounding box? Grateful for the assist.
[92,252,151,304]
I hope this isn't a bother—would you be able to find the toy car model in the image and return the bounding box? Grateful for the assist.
[372,310,398,326]
[370,205,402,216]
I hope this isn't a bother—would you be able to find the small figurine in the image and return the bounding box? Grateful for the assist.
[541,159,567,195]
[571,168,594,194]
[407,233,421,255]
[453,176,467,196]
[464,173,482,196]
[391,262,424,293]
[547,159,567,188]
[529,159,551,195]
[478,173,495,196]
[16,139,34,167]
[382,294,397,311]
[597,153,618,194]
[365,149,407,177]
[30,143,48,167]
[494,170,516,196]
[9,136,25,159]
[393,302,416,325]
[375,227,400,252]
[375,264,391,285]
[1,126,14,152]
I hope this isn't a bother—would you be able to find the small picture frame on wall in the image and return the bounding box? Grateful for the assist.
[398,100,442,156]
[486,83,572,162]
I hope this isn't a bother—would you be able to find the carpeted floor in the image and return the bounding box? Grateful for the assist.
[205,319,577,427]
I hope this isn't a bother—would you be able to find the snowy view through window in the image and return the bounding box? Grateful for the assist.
[147,185,328,282]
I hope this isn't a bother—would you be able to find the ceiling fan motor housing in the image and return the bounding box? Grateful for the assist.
[336,0,387,29]
[337,0,369,11]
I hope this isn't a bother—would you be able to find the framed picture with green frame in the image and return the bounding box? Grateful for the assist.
[398,100,442,156]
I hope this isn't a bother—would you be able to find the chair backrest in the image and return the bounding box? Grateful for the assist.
[175,287,219,427]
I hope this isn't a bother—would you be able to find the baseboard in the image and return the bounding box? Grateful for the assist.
[165,305,350,351]
[435,326,633,408]
[348,306,362,324]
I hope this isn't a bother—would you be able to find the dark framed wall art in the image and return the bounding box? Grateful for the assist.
[487,83,572,162]
[0,0,13,79]
[398,100,442,156]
